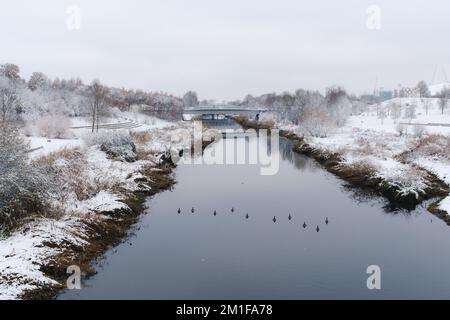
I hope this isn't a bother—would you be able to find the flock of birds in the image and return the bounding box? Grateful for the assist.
[177,207,329,232]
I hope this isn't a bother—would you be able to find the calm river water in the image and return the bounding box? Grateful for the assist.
[59,123,450,299]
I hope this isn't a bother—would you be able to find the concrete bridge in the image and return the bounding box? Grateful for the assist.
[182,106,267,121]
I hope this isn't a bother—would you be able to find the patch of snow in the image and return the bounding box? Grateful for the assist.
[439,197,450,214]
[429,83,450,96]
[0,218,88,300]
[27,137,83,159]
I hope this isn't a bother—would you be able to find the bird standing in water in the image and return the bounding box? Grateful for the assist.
[177,208,181,214]
[303,222,307,229]
[325,217,329,225]
[316,226,320,233]
[273,216,277,223]
[288,214,292,221]
[191,207,195,213]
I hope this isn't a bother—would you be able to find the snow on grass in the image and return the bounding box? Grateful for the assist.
[439,197,450,214]
[27,137,83,159]
[26,112,176,159]
[1,118,199,299]
[348,98,450,135]
[281,97,450,205]
[413,157,450,185]
[412,156,450,214]
[0,217,89,300]
[73,191,129,214]
[0,145,138,299]
[429,83,450,96]
[114,110,170,130]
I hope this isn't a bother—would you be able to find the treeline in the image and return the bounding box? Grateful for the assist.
[0,63,184,127]
[235,87,367,127]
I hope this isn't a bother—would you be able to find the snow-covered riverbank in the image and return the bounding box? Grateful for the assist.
[0,114,216,300]
[278,98,450,215]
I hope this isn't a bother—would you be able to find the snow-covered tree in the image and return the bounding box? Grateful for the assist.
[0,78,21,123]
[389,102,402,124]
[324,86,351,127]
[0,63,20,81]
[416,81,430,98]
[183,91,199,107]
[28,72,49,91]
[299,109,336,137]
[404,104,417,123]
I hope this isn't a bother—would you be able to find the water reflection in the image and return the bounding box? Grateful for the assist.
[279,137,319,172]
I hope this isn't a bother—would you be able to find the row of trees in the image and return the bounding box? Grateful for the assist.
[377,102,418,125]
[237,86,359,137]
[0,63,187,130]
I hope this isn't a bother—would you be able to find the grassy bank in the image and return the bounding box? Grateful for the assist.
[20,164,175,300]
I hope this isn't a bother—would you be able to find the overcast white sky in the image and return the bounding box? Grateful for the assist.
[0,0,449,100]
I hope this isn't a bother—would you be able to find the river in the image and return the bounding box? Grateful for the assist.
[59,122,450,299]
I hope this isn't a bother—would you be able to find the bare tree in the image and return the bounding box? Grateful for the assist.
[389,102,402,124]
[417,80,430,98]
[404,104,417,123]
[378,107,387,125]
[439,87,450,115]
[324,86,351,127]
[417,81,431,115]
[88,79,108,132]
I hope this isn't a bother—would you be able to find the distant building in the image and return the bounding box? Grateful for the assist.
[370,87,393,103]
[378,89,393,101]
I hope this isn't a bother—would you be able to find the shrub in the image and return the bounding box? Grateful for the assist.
[395,123,408,136]
[412,124,427,137]
[259,112,276,127]
[299,109,336,138]
[130,130,151,144]
[415,134,450,158]
[83,130,137,162]
[0,124,55,231]
[37,147,120,202]
[30,114,72,138]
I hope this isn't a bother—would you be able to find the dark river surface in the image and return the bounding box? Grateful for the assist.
[59,123,450,299]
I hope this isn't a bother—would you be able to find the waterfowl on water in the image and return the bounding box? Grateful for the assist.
[288,214,292,221]
[325,217,329,225]
[273,216,277,223]
[316,226,320,233]
[246,214,249,219]
[214,210,217,216]
[303,222,307,229]
[191,207,195,213]
[231,207,235,213]
[178,208,181,214]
